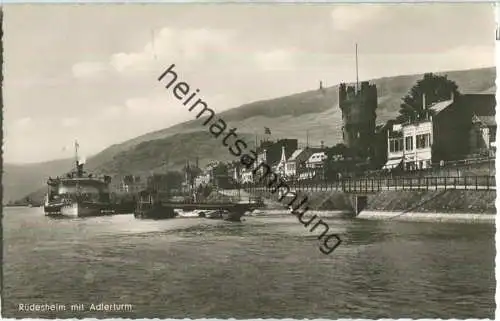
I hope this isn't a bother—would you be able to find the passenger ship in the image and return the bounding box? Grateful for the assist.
[44,142,114,217]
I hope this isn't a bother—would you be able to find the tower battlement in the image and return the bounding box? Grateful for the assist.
[339,81,377,108]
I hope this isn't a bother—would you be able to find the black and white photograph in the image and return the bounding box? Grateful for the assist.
[2,3,497,319]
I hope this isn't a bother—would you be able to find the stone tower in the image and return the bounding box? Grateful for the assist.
[338,81,378,158]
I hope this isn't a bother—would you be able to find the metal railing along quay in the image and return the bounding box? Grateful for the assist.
[241,175,496,194]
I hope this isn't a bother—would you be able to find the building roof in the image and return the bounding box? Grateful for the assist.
[473,115,496,127]
[287,149,304,162]
[461,94,496,116]
[308,152,327,163]
[405,94,497,119]
[429,99,454,114]
[286,147,321,163]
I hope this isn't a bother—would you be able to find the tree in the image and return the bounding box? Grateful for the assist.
[147,171,183,192]
[397,73,460,123]
[324,143,352,180]
[332,143,349,156]
[189,166,202,178]
[213,163,228,177]
[165,171,184,190]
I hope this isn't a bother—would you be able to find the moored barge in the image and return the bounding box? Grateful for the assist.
[134,189,261,221]
[134,190,178,219]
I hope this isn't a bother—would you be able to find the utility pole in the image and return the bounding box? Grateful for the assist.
[355,43,359,93]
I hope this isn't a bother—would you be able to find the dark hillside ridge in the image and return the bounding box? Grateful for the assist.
[84,66,497,169]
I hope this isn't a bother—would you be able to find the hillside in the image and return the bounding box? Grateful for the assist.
[101,66,496,153]
[6,66,496,204]
[3,158,74,204]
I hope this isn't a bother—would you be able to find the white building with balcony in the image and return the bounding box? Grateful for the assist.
[402,120,433,170]
[384,119,433,171]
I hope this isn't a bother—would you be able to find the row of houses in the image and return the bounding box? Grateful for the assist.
[380,93,496,171]
[183,139,331,186]
[238,141,329,183]
[114,91,496,191]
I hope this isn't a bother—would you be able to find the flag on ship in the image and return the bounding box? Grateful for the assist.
[264,127,271,135]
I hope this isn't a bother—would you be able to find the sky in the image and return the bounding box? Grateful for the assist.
[3,3,496,164]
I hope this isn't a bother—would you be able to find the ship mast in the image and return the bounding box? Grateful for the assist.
[74,140,83,180]
[74,140,80,169]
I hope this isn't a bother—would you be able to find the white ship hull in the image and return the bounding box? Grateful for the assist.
[49,201,114,218]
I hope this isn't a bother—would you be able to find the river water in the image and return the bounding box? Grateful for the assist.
[3,207,495,319]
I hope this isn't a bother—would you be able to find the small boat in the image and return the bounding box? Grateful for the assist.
[174,209,200,217]
[204,210,224,219]
[201,208,245,222]
[179,209,203,217]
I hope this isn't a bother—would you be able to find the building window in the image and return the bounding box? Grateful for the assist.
[389,138,404,153]
[416,133,431,149]
[490,127,497,143]
[405,136,413,151]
